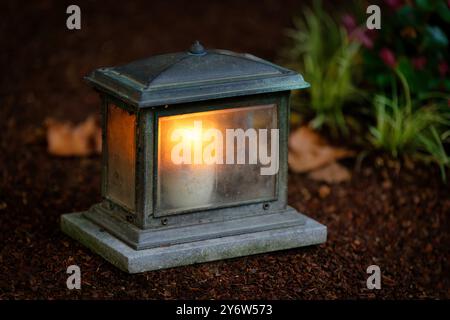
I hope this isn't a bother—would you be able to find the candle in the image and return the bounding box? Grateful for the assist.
[158,118,216,211]
[163,163,216,209]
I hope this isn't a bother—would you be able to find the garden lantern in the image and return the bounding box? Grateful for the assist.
[61,41,327,273]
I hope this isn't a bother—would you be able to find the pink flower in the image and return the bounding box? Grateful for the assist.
[350,28,375,49]
[385,0,403,10]
[342,14,357,33]
[341,13,377,49]
[412,57,427,70]
[438,61,448,77]
[379,48,397,68]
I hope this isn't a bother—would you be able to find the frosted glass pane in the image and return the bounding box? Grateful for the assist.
[106,104,136,210]
[157,104,277,215]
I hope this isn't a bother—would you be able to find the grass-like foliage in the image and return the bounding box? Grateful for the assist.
[369,69,450,181]
[284,0,362,137]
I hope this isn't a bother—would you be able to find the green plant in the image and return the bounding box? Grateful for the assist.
[352,0,450,97]
[369,69,450,181]
[283,1,363,137]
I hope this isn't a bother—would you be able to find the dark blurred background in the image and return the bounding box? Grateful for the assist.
[1,0,317,122]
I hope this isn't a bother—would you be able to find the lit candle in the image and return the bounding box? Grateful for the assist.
[159,118,216,211]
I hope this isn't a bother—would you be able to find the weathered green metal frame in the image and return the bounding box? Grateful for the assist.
[83,90,299,249]
[84,49,309,108]
[95,91,290,224]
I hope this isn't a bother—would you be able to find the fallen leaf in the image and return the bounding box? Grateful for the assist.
[288,126,354,173]
[308,162,351,183]
[318,185,331,198]
[45,115,102,157]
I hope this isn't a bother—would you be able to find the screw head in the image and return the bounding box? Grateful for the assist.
[103,201,112,210]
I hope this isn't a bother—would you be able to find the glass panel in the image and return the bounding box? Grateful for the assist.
[106,104,136,210]
[157,104,277,215]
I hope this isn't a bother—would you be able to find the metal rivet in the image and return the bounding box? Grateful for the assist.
[161,218,168,225]
[103,201,112,210]
[263,203,270,210]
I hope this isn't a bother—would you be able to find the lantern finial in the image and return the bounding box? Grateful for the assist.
[189,40,205,55]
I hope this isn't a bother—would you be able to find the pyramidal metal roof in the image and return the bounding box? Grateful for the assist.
[85,41,309,108]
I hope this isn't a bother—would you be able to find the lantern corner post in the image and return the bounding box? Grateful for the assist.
[135,107,155,229]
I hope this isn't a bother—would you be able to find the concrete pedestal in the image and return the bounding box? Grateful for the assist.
[61,211,326,273]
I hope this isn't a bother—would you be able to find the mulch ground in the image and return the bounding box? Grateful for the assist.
[1,0,449,299]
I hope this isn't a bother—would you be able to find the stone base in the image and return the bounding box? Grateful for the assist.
[61,212,327,273]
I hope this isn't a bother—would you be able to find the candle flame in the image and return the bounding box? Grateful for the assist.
[179,127,202,143]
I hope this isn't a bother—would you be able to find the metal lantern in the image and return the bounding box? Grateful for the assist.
[61,42,327,273]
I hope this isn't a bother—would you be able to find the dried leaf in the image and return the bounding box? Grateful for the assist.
[308,162,351,183]
[46,116,102,157]
[318,185,331,198]
[288,126,354,173]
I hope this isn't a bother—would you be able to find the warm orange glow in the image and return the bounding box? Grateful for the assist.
[156,105,278,214]
[106,104,136,210]
[160,114,217,167]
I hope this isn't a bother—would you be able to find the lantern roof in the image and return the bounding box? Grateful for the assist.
[85,41,309,108]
